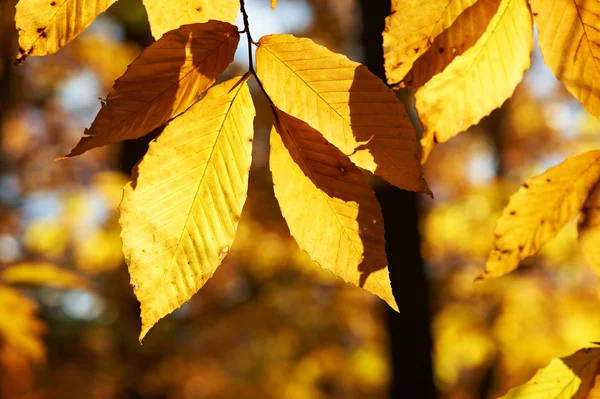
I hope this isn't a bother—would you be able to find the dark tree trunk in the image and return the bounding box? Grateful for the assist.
[358,2,437,398]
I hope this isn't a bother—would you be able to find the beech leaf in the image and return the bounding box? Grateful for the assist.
[481,151,600,279]
[270,107,398,311]
[383,0,479,86]
[143,0,239,39]
[416,0,533,161]
[531,0,600,119]
[64,21,239,158]
[15,0,117,63]
[403,0,501,87]
[499,347,600,398]
[256,34,430,195]
[578,182,600,276]
[119,77,255,341]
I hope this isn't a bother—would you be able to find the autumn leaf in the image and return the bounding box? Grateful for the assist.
[383,0,479,87]
[579,182,600,276]
[481,151,600,279]
[143,0,239,39]
[64,21,239,158]
[499,347,600,398]
[403,0,501,87]
[256,34,430,195]
[14,0,117,63]
[271,0,277,10]
[120,76,255,340]
[0,286,46,365]
[531,0,600,119]
[0,262,90,290]
[416,0,533,161]
[270,107,398,311]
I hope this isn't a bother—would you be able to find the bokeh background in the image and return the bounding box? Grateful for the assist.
[0,0,600,398]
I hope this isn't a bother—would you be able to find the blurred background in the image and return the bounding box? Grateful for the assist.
[0,0,600,398]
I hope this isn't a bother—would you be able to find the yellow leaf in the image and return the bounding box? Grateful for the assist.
[64,21,239,157]
[271,0,277,10]
[403,0,501,87]
[14,0,117,63]
[579,182,600,276]
[416,0,533,161]
[120,76,255,341]
[499,347,600,398]
[0,262,90,290]
[481,151,600,279]
[0,286,46,365]
[270,107,398,311]
[256,34,430,195]
[383,0,479,86]
[531,0,600,119]
[143,0,239,39]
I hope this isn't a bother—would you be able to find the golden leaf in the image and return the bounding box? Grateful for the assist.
[64,21,239,157]
[416,0,533,161]
[579,182,600,276]
[120,76,255,340]
[499,347,600,398]
[143,0,239,39]
[531,0,600,119]
[403,0,501,87]
[0,262,90,290]
[383,0,479,86]
[481,151,600,279]
[271,0,277,9]
[0,286,46,365]
[256,34,430,195]
[14,0,117,63]
[270,107,398,311]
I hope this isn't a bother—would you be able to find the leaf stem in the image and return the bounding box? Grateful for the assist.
[239,0,255,73]
[239,0,275,107]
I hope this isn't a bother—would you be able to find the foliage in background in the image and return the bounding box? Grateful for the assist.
[1,0,600,398]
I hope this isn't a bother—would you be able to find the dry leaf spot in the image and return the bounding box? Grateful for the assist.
[546,178,551,183]
[523,183,530,189]
[509,211,517,215]
[50,1,56,5]
[438,47,445,54]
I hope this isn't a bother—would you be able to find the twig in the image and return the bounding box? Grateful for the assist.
[239,0,273,103]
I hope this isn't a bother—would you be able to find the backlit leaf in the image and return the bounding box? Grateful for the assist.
[481,151,600,279]
[499,347,600,398]
[270,108,398,311]
[143,0,239,39]
[0,286,46,365]
[383,0,479,86]
[531,0,600,119]
[64,21,239,157]
[579,182,600,276]
[256,34,430,195]
[120,77,255,340]
[403,0,500,87]
[0,262,90,290]
[416,0,533,161]
[15,0,117,63]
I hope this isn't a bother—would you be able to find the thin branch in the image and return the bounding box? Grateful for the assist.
[239,0,255,73]
[239,0,276,106]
